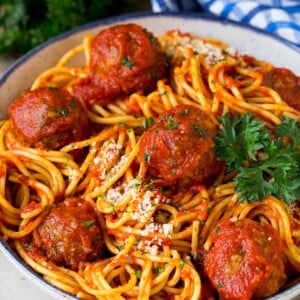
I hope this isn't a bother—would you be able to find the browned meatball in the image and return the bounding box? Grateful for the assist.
[263,67,300,111]
[139,104,223,188]
[204,219,286,300]
[72,23,168,106]
[8,87,89,150]
[33,197,104,271]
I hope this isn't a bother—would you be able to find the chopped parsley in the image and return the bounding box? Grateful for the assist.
[83,220,95,228]
[179,259,185,269]
[142,117,155,129]
[143,153,151,163]
[158,91,169,96]
[69,99,76,109]
[214,226,220,233]
[135,269,142,278]
[25,243,34,249]
[165,115,178,130]
[193,124,206,137]
[153,267,164,274]
[131,176,142,189]
[115,244,122,251]
[179,108,190,115]
[121,56,135,69]
[198,218,205,226]
[56,107,70,117]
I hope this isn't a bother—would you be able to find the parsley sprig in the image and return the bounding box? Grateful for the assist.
[215,113,300,204]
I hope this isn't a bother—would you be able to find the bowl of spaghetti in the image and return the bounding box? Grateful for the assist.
[0,11,300,300]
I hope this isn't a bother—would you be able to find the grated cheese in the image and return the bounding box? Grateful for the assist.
[137,236,166,256]
[92,140,123,181]
[161,32,238,65]
[140,220,173,237]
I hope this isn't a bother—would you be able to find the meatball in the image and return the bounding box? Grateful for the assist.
[139,104,223,188]
[33,197,104,271]
[72,23,168,106]
[263,67,300,111]
[8,87,89,149]
[204,219,286,300]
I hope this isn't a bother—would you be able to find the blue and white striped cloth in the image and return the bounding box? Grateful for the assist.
[151,0,300,48]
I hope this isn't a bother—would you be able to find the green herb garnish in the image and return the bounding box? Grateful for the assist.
[121,56,135,69]
[83,220,95,228]
[215,112,300,204]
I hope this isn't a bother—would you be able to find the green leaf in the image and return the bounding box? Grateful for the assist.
[215,112,300,204]
[276,116,300,149]
[215,113,269,171]
[235,167,274,203]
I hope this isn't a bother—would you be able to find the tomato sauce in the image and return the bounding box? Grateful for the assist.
[139,104,224,189]
[204,219,286,300]
[8,87,89,150]
[32,197,104,271]
[72,23,168,106]
[263,67,300,110]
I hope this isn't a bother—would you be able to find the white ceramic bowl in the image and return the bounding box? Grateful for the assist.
[0,11,299,300]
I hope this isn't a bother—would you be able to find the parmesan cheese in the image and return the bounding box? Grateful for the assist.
[160,31,238,65]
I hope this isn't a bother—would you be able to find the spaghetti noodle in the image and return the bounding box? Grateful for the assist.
[0,24,300,300]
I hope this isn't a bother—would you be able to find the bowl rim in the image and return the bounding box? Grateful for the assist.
[0,10,299,86]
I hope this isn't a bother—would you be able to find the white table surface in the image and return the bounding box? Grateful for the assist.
[0,57,56,300]
[0,253,55,300]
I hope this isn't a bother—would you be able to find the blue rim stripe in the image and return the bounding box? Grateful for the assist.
[267,20,300,31]
[284,5,300,14]
[241,6,270,23]
[219,3,236,18]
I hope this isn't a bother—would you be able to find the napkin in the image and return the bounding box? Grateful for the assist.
[151,0,300,48]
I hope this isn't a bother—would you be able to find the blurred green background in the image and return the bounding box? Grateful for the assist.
[0,0,151,57]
